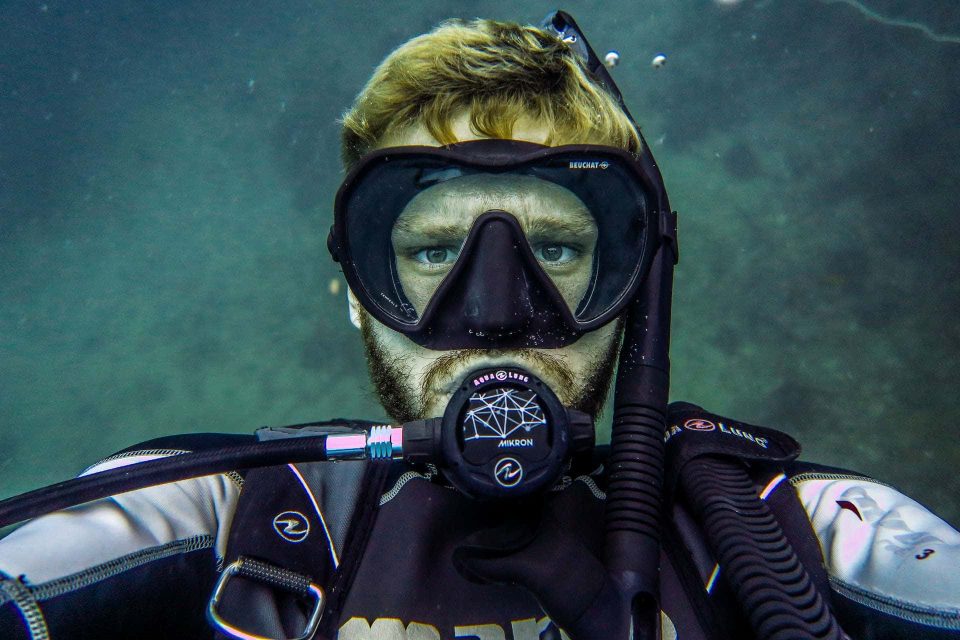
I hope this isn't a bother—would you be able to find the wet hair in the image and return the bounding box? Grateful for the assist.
[340,18,641,170]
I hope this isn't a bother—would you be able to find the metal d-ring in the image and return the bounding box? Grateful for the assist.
[207,559,325,640]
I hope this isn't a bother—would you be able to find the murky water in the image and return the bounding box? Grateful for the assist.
[1,0,957,525]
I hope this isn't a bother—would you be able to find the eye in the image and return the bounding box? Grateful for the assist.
[412,246,460,266]
[533,243,578,264]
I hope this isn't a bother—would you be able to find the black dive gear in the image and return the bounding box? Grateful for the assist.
[404,367,595,499]
[328,141,672,349]
[0,367,588,528]
[325,8,680,635]
[326,10,681,634]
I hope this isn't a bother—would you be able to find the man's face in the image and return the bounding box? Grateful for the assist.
[392,174,598,314]
[350,114,624,422]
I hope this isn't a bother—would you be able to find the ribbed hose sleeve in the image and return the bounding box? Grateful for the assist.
[680,456,849,640]
[603,243,675,640]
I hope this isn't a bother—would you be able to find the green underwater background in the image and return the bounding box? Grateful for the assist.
[1,0,958,525]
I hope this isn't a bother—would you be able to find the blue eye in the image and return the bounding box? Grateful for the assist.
[413,247,459,265]
[534,244,577,264]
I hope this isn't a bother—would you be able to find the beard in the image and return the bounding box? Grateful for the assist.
[358,309,624,423]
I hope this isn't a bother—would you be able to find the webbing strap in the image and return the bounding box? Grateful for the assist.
[236,557,313,599]
[213,454,391,640]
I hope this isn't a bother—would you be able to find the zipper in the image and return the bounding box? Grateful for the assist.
[30,535,214,601]
[0,576,50,640]
[83,450,244,489]
[85,448,191,471]
[788,470,894,490]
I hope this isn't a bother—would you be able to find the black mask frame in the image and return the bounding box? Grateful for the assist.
[327,140,676,349]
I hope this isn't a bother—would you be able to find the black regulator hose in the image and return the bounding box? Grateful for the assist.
[604,242,675,640]
[680,456,849,640]
[0,436,336,528]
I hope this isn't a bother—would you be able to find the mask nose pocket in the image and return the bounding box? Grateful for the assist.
[423,211,567,343]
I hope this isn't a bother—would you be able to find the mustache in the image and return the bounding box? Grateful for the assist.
[359,304,623,423]
[420,348,574,403]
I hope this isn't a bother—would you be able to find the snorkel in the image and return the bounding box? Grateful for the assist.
[540,12,676,639]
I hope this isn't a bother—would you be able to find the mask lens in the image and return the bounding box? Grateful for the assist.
[390,173,598,317]
[338,145,653,329]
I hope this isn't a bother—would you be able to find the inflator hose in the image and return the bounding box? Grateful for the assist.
[0,437,333,528]
[680,456,849,640]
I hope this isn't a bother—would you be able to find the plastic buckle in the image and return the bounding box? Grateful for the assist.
[207,559,325,640]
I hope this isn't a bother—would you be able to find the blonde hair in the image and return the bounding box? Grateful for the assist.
[340,19,641,169]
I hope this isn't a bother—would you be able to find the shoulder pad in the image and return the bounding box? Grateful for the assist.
[789,467,960,632]
[665,402,801,492]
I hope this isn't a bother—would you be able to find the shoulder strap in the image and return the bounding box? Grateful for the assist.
[212,421,392,640]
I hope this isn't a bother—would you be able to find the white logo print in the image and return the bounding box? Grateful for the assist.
[568,160,610,170]
[494,457,524,488]
[273,510,310,543]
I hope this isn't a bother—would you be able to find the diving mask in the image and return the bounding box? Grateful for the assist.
[328,138,674,349]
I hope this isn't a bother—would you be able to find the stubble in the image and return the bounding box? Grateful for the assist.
[359,310,624,423]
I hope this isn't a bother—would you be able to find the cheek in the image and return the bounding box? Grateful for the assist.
[394,268,441,316]
[369,318,433,374]
[556,322,621,371]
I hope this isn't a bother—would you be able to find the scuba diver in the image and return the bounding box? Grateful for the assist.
[0,12,958,640]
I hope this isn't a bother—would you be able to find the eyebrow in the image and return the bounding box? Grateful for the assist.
[392,220,469,243]
[392,213,596,244]
[523,214,597,238]
[393,180,598,241]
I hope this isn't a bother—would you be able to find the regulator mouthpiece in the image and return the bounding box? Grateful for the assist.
[431,367,594,499]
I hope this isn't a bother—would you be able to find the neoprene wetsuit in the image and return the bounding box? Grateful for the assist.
[1,405,957,639]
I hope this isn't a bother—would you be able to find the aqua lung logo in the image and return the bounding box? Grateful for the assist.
[494,457,524,487]
[716,422,769,449]
[473,370,528,386]
[664,417,769,449]
[568,160,610,170]
[664,418,714,443]
[273,510,310,543]
[683,418,716,432]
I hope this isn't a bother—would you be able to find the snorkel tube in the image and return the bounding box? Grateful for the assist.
[541,11,678,639]
[607,238,675,640]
